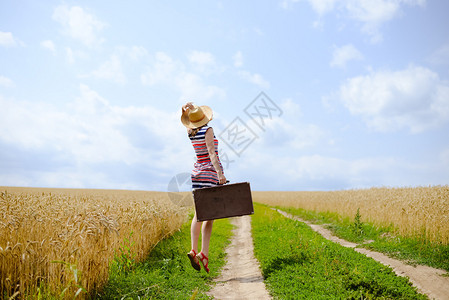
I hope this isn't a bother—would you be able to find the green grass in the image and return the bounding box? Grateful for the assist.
[96,213,233,299]
[279,206,449,272]
[252,204,427,299]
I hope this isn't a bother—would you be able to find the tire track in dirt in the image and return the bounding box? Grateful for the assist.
[275,208,449,300]
[207,215,271,300]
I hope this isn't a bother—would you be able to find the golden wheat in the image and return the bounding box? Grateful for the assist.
[0,187,190,299]
[253,186,449,245]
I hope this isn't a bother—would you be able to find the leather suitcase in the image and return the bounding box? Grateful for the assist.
[193,182,254,221]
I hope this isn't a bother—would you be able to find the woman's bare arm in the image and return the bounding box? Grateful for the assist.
[205,128,226,184]
[182,102,194,134]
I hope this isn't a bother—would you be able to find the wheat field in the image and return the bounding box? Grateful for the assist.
[253,186,449,245]
[0,187,190,299]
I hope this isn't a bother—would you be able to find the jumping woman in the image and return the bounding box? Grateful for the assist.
[181,102,227,273]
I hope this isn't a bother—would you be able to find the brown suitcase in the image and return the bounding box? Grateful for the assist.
[193,182,254,222]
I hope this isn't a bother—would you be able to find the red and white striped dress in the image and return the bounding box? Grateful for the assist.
[189,125,223,189]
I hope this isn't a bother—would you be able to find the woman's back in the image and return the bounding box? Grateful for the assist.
[190,126,219,165]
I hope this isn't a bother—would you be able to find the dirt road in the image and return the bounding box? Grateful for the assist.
[207,215,271,300]
[208,210,449,300]
[276,209,449,300]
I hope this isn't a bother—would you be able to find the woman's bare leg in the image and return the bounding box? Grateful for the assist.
[190,212,202,252]
[201,220,214,256]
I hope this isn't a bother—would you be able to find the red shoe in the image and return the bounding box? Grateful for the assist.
[187,250,201,271]
[196,252,209,273]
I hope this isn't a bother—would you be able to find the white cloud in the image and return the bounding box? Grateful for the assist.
[0,85,192,189]
[350,0,426,43]
[0,76,14,88]
[141,52,183,86]
[233,51,243,68]
[0,31,24,47]
[344,0,400,43]
[125,46,149,61]
[189,51,214,68]
[280,98,301,115]
[427,43,449,66]
[338,65,449,133]
[141,51,226,102]
[1,85,118,158]
[0,95,66,149]
[251,99,323,152]
[238,70,271,89]
[234,144,444,190]
[307,0,337,15]
[330,44,364,68]
[290,155,390,182]
[66,47,75,64]
[40,40,56,54]
[231,143,404,189]
[188,50,225,75]
[280,0,301,10]
[219,97,321,166]
[63,47,89,64]
[71,84,111,115]
[0,31,16,47]
[258,118,324,151]
[289,0,426,43]
[52,5,106,47]
[88,55,126,84]
[83,46,151,84]
[176,72,226,101]
[111,45,150,62]
[188,51,215,65]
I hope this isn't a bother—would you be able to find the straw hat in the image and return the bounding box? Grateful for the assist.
[181,105,213,129]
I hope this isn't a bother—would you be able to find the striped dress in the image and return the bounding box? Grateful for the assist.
[189,125,223,189]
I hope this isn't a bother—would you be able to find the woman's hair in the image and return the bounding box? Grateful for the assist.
[189,124,208,137]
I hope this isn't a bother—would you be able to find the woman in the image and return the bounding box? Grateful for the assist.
[181,102,227,273]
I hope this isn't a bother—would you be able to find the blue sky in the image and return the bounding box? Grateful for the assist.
[1,0,448,191]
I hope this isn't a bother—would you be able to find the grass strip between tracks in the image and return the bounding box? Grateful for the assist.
[279,206,449,272]
[97,212,233,299]
[251,203,427,299]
